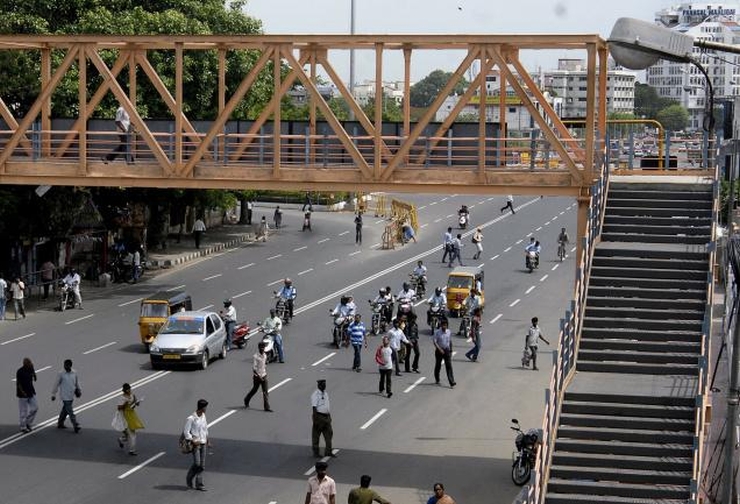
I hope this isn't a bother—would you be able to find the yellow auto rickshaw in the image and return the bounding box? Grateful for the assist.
[139,290,192,348]
[446,267,484,317]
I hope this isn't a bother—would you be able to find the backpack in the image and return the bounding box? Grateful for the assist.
[375,345,385,365]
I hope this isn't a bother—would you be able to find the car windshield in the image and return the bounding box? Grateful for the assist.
[447,276,472,289]
[160,317,203,335]
[140,303,168,318]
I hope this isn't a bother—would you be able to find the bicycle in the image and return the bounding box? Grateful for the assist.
[557,241,566,262]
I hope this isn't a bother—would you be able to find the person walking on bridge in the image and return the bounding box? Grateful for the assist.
[104,103,134,164]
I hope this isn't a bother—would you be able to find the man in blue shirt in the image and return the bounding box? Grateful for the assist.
[433,319,456,388]
[348,314,368,372]
[275,278,297,322]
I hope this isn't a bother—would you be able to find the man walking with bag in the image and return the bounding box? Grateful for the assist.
[51,359,81,433]
[184,399,209,491]
[243,342,272,412]
[524,316,550,371]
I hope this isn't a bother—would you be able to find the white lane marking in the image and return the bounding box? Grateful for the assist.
[293,246,308,252]
[238,262,255,270]
[304,450,341,475]
[312,353,336,367]
[434,218,442,223]
[298,268,314,276]
[83,341,117,355]
[525,286,536,295]
[429,201,438,206]
[446,213,454,218]
[202,273,222,281]
[118,298,143,307]
[570,246,577,252]
[504,246,512,253]
[348,250,361,256]
[198,304,214,311]
[13,364,51,382]
[375,219,385,224]
[489,313,503,325]
[552,215,558,221]
[560,211,565,215]
[65,314,94,325]
[339,231,349,236]
[418,205,427,210]
[420,223,428,228]
[267,254,282,261]
[468,205,476,209]
[477,263,484,269]
[540,274,549,282]
[209,410,236,429]
[404,376,426,393]
[0,371,171,449]
[487,197,495,201]
[509,299,521,307]
[2,333,35,345]
[167,285,186,292]
[535,226,542,231]
[477,200,485,205]
[545,221,551,226]
[118,452,165,480]
[370,243,381,249]
[515,239,523,245]
[552,264,560,271]
[325,259,339,265]
[233,290,252,299]
[413,298,426,307]
[360,409,388,430]
[269,378,292,392]
[267,279,283,287]
[490,254,500,261]
[318,238,330,244]
[441,197,449,202]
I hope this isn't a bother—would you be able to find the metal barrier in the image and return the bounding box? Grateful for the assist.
[524,155,610,503]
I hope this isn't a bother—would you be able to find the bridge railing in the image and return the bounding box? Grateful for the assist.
[524,152,610,503]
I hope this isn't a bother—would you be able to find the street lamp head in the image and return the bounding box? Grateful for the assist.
[608,17,694,70]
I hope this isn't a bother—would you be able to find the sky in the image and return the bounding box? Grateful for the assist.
[243,0,681,84]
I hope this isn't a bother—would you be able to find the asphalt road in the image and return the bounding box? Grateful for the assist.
[0,193,576,504]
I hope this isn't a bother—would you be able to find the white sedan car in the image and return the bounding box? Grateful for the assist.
[149,311,228,370]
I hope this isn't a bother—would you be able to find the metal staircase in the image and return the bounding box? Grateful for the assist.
[542,180,715,504]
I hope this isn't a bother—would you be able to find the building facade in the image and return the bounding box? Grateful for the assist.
[647,2,740,130]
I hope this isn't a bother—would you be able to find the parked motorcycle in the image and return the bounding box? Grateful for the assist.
[256,323,278,363]
[329,311,350,348]
[511,418,540,486]
[58,281,75,312]
[525,250,539,273]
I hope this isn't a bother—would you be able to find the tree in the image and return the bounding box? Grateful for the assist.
[634,83,677,120]
[409,70,468,108]
[656,104,689,132]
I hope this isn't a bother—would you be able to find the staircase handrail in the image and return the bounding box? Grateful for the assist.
[525,156,610,503]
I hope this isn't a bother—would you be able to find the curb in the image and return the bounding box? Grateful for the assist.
[147,233,254,268]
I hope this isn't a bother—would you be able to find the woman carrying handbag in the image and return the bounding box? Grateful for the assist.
[112,383,144,455]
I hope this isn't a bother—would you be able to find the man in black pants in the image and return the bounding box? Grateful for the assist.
[354,212,363,244]
[441,227,453,263]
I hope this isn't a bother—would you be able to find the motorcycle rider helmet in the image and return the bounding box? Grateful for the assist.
[379,288,385,295]
[435,287,442,296]
[223,298,232,307]
[340,295,349,305]
[402,282,410,291]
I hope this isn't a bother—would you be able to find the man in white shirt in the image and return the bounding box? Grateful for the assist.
[10,276,26,319]
[184,399,209,491]
[262,308,284,363]
[192,218,206,249]
[63,269,82,309]
[104,104,134,163]
[501,194,515,214]
[220,299,237,351]
[51,359,80,432]
[243,342,271,411]
[132,248,141,283]
[387,319,409,376]
[525,317,550,371]
[311,379,333,458]
[0,273,7,320]
[304,461,336,504]
[442,226,453,263]
[377,336,394,398]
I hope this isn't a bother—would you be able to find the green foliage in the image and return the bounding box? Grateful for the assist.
[634,83,677,119]
[656,104,689,132]
[360,97,404,122]
[409,70,468,108]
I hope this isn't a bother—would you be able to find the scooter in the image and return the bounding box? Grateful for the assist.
[525,250,539,273]
[458,213,468,229]
[329,311,350,348]
[511,418,540,486]
[256,323,278,363]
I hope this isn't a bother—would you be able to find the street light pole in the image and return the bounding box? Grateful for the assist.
[349,0,356,105]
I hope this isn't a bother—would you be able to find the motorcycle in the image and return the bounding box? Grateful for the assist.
[458,312,471,337]
[511,418,540,486]
[410,273,426,298]
[368,300,388,336]
[428,302,445,331]
[458,213,468,229]
[232,321,251,349]
[273,292,291,323]
[525,250,539,273]
[397,296,418,339]
[58,281,76,312]
[329,311,350,348]
[302,212,312,232]
[256,323,278,363]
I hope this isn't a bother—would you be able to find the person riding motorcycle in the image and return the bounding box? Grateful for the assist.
[524,237,541,269]
[411,260,427,293]
[458,205,470,227]
[426,287,447,326]
[219,299,237,351]
[261,308,284,363]
[384,286,395,323]
[396,282,417,322]
[62,268,82,309]
[274,278,297,321]
[459,288,482,335]
[372,288,393,325]
[331,295,357,319]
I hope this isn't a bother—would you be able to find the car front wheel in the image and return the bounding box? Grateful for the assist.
[200,350,209,370]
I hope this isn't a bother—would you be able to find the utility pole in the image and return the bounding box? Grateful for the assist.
[349,0,356,121]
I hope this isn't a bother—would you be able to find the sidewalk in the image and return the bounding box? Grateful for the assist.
[146,223,256,268]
